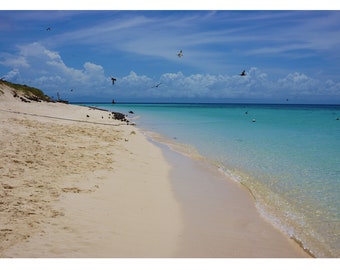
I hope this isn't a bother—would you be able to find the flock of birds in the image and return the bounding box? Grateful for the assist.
[42,26,339,121]
[110,49,247,88]
[45,27,247,94]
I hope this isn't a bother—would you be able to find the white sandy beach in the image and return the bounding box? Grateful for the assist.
[0,82,311,258]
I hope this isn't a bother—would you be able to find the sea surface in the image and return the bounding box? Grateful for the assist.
[83,102,340,257]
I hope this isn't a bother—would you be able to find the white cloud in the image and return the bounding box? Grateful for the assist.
[0,53,29,68]
[278,72,322,95]
[1,42,339,103]
[1,42,110,98]
[40,11,340,70]
[4,68,20,80]
[119,69,340,102]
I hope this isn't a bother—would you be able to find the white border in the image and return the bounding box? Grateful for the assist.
[1,0,340,10]
[1,258,340,270]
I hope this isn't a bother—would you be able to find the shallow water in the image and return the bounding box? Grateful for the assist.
[84,103,340,257]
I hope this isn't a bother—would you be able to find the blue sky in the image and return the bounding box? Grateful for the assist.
[1,9,340,103]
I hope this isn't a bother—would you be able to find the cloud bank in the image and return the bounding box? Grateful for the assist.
[1,42,340,103]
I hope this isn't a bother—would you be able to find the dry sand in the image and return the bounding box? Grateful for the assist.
[0,84,180,257]
[0,83,311,258]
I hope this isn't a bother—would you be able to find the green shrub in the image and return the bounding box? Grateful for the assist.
[0,80,52,102]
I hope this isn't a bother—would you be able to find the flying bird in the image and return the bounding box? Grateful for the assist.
[177,50,183,58]
[111,77,117,85]
[240,70,246,76]
[46,27,51,31]
[152,82,162,88]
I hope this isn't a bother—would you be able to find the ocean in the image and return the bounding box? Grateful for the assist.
[83,103,340,257]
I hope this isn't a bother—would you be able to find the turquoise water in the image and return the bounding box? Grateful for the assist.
[84,103,340,257]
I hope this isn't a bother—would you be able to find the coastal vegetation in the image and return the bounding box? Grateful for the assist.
[0,79,52,102]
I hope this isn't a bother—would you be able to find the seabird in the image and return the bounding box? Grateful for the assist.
[152,82,162,88]
[177,50,183,58]
[111,77,117,85]
[240,70,246,76]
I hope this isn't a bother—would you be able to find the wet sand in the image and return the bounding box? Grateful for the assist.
[155,141,311,257]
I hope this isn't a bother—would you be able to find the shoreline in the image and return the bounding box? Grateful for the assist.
[140,127,315,257]
[149,138,311,258]
[0,84,311,258]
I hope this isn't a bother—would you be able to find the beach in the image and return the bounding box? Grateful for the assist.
[0,83,311,258]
